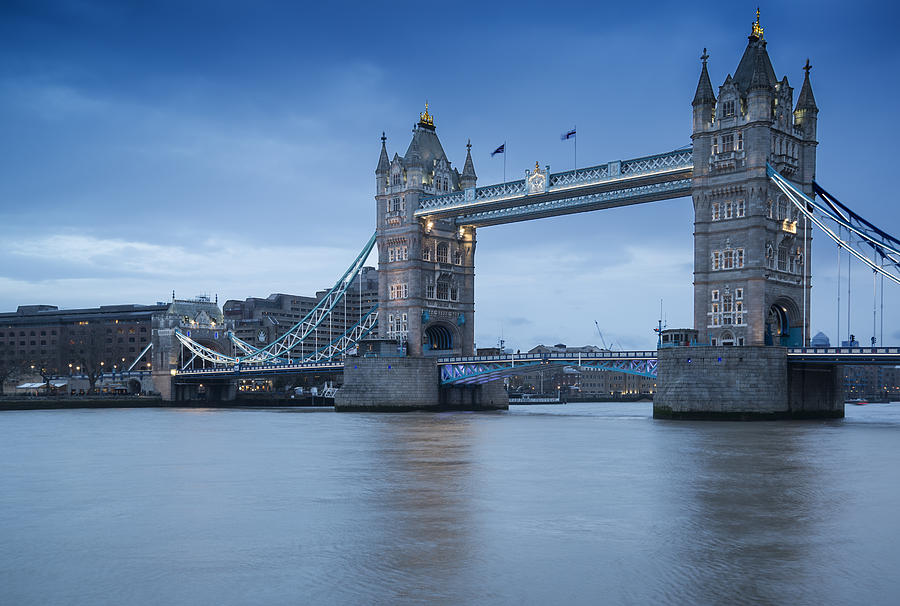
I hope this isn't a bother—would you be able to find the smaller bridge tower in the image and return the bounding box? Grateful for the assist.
[374,105,476,356]
[691,10,818,347]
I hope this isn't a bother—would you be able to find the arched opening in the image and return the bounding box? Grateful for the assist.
[127,378,142,395]
[720,331,735,346]
[765,299,802,347]
[424,324,454,352]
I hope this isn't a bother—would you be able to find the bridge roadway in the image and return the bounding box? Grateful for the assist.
[414,148,693,227]
[173,347,900,383]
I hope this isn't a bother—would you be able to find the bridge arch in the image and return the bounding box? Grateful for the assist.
[424,322,456,353]
[765,297,801,347]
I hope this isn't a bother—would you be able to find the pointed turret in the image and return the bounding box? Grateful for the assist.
[376,132,390,175]
[795,59,817,112]
[749,49,773,92]
[459,139,477,189]
[794,59,818,141]
[692,48,716,107]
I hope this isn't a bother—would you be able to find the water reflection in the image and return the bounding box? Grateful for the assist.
[656,422,833,605]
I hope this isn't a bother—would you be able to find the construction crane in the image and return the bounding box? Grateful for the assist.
[594,321,612,351]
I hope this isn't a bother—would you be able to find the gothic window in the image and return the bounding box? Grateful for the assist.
[736,199,745,218]
[454,249,462,265]
[436,242,449,264]
[737,131,743,151]
[401,313,408,332]
[450,282,458,301]
[436,281,449,300]
[777,244,788,271]
[423,246,431,261]
[722,134,734,152]
[778,200,788,220]
[712,203,720,221]
[402,246,408,260]
[389,283,408,300]
[722,100,735,118]
[735,288,743,300]
[723,249,734,270]
[712,138,719,155]
[712,251,721,271]
[391,173,401,186]
[767,200,774,219]
[711,290,720,302]
[722,294,733,326]
[388,248,395,262]
[425,278,435,299]
[443,178,448,191]
[725,201,733,219]
[736,248,744,268]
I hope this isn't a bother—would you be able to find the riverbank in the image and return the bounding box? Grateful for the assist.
[0,395,335,411]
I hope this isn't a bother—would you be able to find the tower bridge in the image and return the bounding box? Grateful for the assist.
[168,12,900,418]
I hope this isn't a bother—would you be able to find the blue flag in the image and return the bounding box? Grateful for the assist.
[491,143,505,156]
[561,128,576,141]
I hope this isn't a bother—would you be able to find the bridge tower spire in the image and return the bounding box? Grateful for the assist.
[691,12,815,347]
[374,104,476,356]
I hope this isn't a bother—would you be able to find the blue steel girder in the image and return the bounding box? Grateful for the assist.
[440,352,658,385]
[414,149,692,227]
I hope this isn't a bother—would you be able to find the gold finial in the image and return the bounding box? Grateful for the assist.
[751,7,764,40]
[419,101,434,128]
[534,161,540,172]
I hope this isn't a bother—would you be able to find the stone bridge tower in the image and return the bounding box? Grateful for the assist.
[691,11,818,347]
[374,105,477,356]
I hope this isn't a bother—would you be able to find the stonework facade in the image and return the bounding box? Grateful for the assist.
[374,106,477,356]
[691,17,818,347]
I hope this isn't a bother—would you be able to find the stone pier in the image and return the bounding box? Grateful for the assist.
[334,357,508,412]
[654,346,843,420]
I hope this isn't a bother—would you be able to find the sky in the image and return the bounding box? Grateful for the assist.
[1,0,899,351]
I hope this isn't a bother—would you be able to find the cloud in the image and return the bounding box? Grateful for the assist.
[0,232,369,310]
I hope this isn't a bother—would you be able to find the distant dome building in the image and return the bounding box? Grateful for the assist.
[810,331,830,347]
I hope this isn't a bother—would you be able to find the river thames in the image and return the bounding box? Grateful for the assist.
[2,402,899,605]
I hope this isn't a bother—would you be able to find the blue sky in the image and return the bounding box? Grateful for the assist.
[1,1,899,350]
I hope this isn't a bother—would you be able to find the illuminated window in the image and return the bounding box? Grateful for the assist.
[736,199,745,218]
[436,243,449,264]
[712,251,721,271]
[737,131,743,151]
[723,249,734,270]
[712,203,720,221]
[736,248,744,268]
[725,201,733,219]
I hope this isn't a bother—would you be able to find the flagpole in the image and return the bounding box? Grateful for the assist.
[574,125,577,170]
[503,140,507,182]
